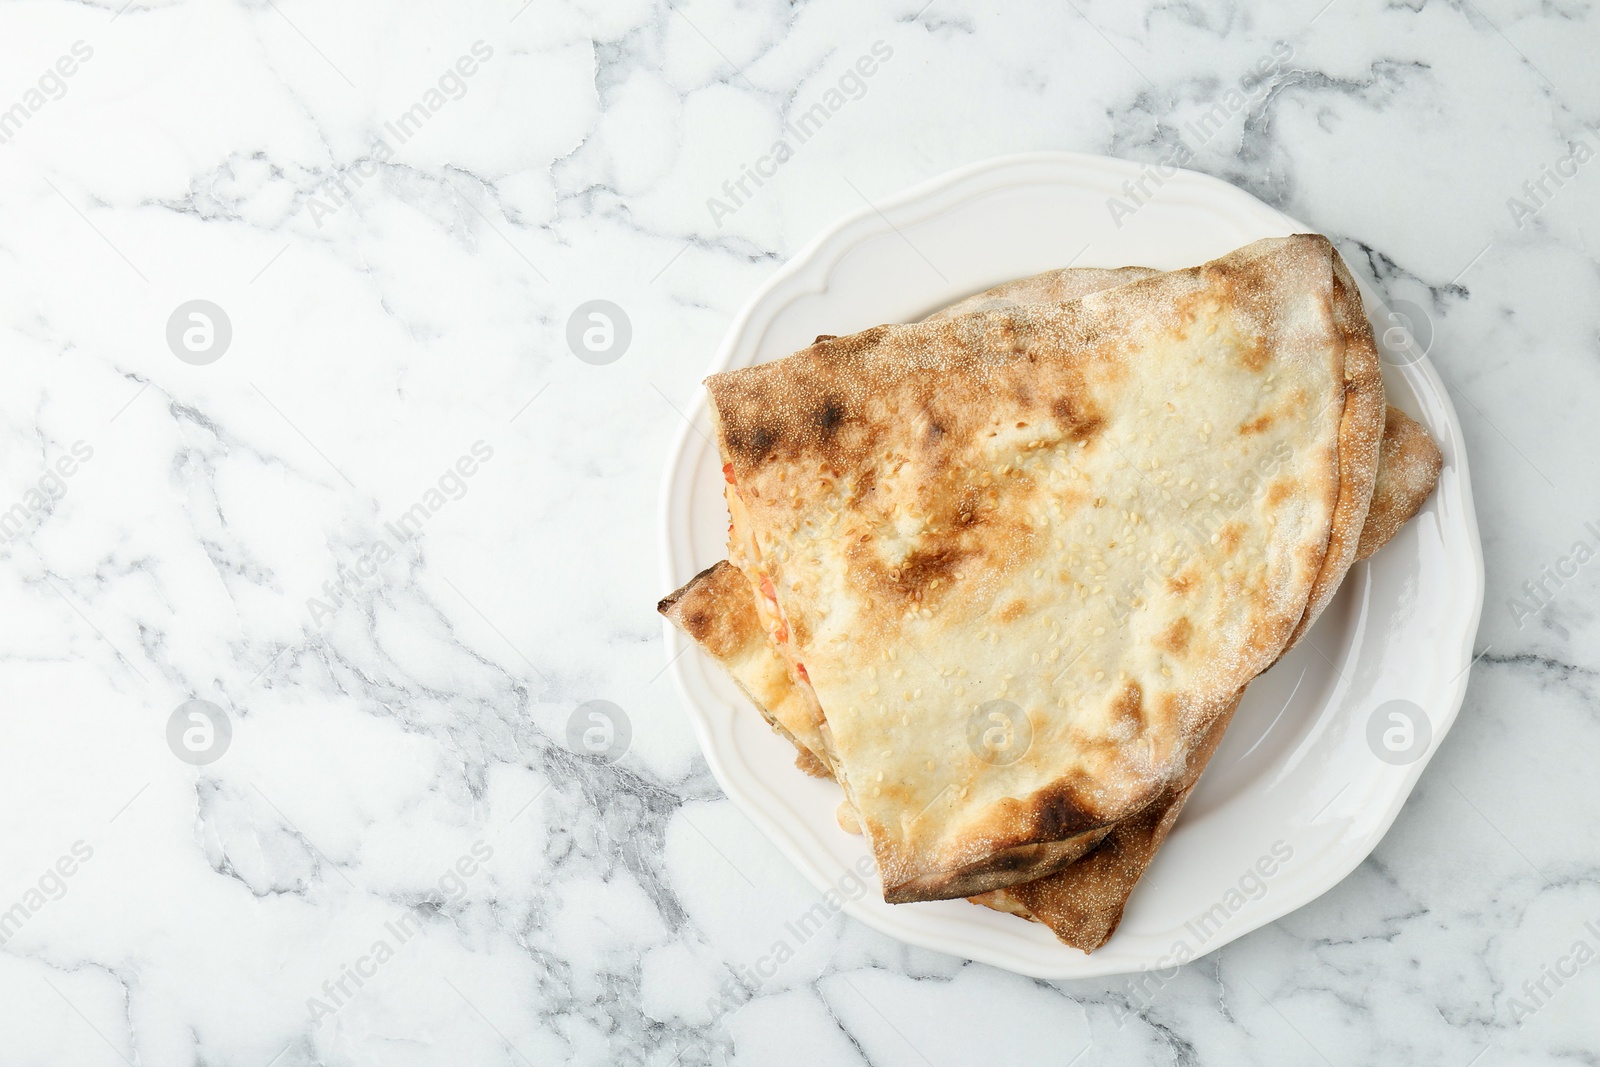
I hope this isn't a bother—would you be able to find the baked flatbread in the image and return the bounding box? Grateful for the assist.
[1356,405,1443,560]
[703,235,1385,903]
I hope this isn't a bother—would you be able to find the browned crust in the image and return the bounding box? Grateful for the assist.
[1356,405,1443,561]
[656,561,750,659]
[658,561,832,776]
[973,692,1243,951]
[1279,248,1386,651]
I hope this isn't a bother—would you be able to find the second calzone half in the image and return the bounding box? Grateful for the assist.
[704,234,1384,903]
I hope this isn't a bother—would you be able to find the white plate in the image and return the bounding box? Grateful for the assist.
[657,153,1484,978]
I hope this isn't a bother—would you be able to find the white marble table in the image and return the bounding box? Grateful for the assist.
[1,1,1596,1064]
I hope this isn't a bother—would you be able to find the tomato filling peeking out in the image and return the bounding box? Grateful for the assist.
[720,462,817,718]
[758,574,789,643]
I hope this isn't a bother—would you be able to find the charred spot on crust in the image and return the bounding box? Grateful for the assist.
[1239,413,1275,435]
[725,424,778,466]
[1022,781,1107,843]
[898,544,967,591]
[658,562,758,659]
[812,397,846,436]
[683,607,715,641]
[1049,394,1104,441]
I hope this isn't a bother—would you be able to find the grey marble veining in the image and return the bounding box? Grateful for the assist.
[0,0,1597,1064]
